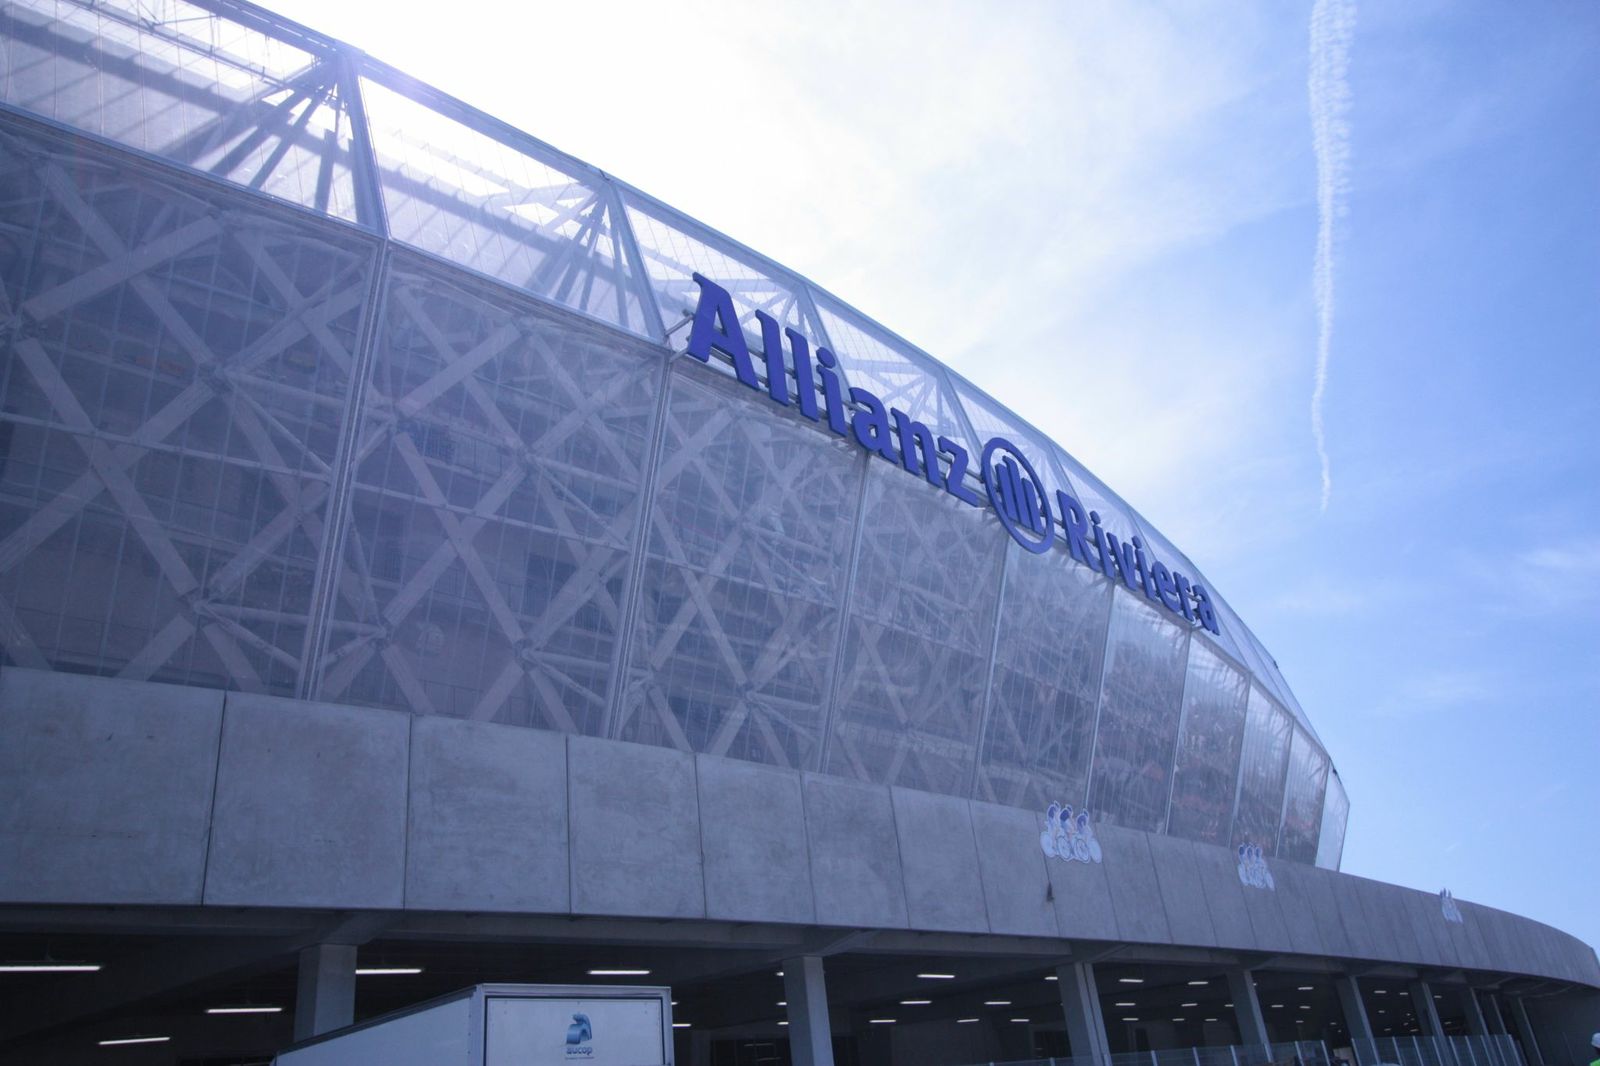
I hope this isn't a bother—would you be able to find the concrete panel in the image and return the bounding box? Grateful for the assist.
[1296,863,1355,959]
[1146,834,1217,947]
[405,716,569,914]
[697,755,814,925]
[1043,810,1119,941]
[802,773,908,929]
[1189,837,1258,951]
[1330,874,1387,961]
[891,788,988,933]
[568,736,705,919]
[1399,888,1451,968]
[1451,899,1495,971]
[969,801,1057,937]
[205,694,408,908]
[1368,881,1427,965]
[1098,826,1173,945]
[0,669,222,905]
[1267,859,1329,957]
[1236,859,1293,952]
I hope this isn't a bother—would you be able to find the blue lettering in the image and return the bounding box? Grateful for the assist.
[686,273,758,388]
[850,387,897,459]
[815,347,848,435]
[891,408,942,486]
[939,436,980,505]
[754,310,790,407]
[1056,491,1098,569]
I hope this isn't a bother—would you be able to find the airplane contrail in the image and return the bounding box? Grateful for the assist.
[1309,0,1355,513]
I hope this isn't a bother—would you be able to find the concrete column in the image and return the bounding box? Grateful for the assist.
[1227,968,1272,1058]
[294,943,357,1041]
[1336,975,1376,1044]
[1460,988,1490,1036]
[1408,981,1445,1037]
[783,956,834,1066]
[1480,992,1508,1036]
[1505,997,1543,1066]
[1056,961,1112,1066]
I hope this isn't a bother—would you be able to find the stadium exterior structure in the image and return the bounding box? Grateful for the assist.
[0,1,1594,1064]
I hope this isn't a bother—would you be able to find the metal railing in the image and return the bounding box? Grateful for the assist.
[1349,1034,1523,1066]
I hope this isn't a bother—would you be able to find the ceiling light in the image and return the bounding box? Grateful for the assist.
[588,969,650,977]
[1271,1004,1284,1009]
[1206,1018,1218,1023]
[778,1021,788,1027]
[1375,989,1388,995]
[1173,1017,1186,1022]
[1122,1017,1139,1022]
[1011,1018,1030,1023]
[1044,975,1058,981]
[206,1006,283,1015]
[775,971,784,977]
[1115,1002,1136,1007]
[958,1018,979,1024]
[1188,980,1210,987]
[673,1023,691,1029]
[1225,1002,1233,1008]
[1300,1006,1312,1011]
[869,1018,895,1024]
[1182,1002,1198,1008]
[900,1000,930,1006]
[1119,978,1144,985]
[355,967,422,976]
[1298,986,1314,991]
[918,973,955,980]
[0,963,101,973]
[776,1001,786,1007]
[98,1036,169,1046]
[984,1000,1010,1006]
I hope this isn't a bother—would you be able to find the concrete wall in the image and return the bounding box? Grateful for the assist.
[1,668,1596,990]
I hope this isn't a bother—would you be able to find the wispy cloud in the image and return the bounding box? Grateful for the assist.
[1308,0,1357,512]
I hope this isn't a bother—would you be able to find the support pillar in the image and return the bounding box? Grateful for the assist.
[1506,998,1543,1066]
[1337,975,1376,1044]
[1461,988,1491,1036]
[783,956,835,1066]
[1056,961,1112,1066]
[1227,969,1272,1060]
[1409,981,1445,1037]
[1480,992,1508,1036]
[294,943,357,1041]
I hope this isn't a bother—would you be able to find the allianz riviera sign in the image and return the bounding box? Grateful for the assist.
[687,275,1223,637]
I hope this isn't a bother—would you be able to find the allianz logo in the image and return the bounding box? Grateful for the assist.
[1236,843,1275,890]
[1439,888,1464,924]
[1039,803,1103,864]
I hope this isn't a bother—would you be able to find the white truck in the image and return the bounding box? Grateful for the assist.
[273,983,674,1066]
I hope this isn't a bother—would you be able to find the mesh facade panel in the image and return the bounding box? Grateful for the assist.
[1166,640,1250,846]
[1233,685,1293,853]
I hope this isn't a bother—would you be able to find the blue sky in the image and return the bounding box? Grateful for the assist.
[272,0,1600,951]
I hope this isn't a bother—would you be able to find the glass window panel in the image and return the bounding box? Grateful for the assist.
[1,0,358,219]
[812,295,970,449]
[1316,771,1349,870]
[826,463,1005,795]
[624,198,816,349]
[1086,589,1190,832]
[0,119,372,692]
[1166,639,1250,846]
[949,376,1077,507]
[975,541,1113,810]
[613,373,860,769]
[317,254,659,729]
[1232,685,1293,852]
[1278,728,1329,863]
[361,79,648,335]
[1051,445,1143,548]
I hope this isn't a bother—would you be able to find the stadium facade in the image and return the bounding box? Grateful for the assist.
[0,1,1594,1063]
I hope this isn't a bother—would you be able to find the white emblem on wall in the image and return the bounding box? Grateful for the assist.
[1439,888,1464,923]
[1039,803,1103,864]
[1236,842,1275,890]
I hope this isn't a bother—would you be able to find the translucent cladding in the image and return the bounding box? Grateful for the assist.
[1052,445,1144,550]
[1166,639,1250,846]
[1316,770,1349,870]
[827,462,1004,794]
[948,375,1078,507]
[1278,727,1329,863]
[0,0,359,220]
[975,539,1113,810]
[316,254,660,728]
[614,371,861,769]
[1086,589,1191,832]
[360,78,649,335]
[624,197,820,354]
[0,118,373,692]
[1232,685,1293,852]
[812,295,971,451]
